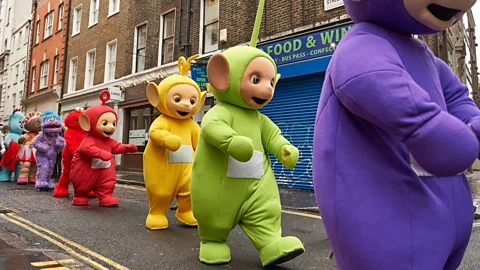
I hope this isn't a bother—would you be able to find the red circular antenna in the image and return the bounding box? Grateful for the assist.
[99,90,110,105]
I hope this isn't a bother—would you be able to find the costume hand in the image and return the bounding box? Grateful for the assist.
[279,145,299,169]
[99,151,113,161]
[55,138,66,150]
[18,135,28,145]
[35,143,49,153]
[164,135,182,151]
[227,136,254,162]
[126,144,137,153]
[0,148,4,155]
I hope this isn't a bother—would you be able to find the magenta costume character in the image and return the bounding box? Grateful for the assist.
[313,0,480,269]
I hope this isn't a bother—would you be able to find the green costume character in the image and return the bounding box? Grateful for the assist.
[190,0,305,267]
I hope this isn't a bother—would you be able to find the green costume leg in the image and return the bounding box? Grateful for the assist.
[239,169,305,267]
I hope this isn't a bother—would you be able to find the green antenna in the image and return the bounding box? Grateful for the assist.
[250,0,265,47]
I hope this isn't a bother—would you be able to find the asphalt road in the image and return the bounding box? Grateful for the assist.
[0,182,336,270]
[0,181,479,269]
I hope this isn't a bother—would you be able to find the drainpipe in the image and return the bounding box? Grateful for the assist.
[58,0,72,116]
[24,0,38,113]
[184,0,192,57]
[178,0,183,49]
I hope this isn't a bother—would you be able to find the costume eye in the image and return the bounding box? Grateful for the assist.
[113,122,116,127]
[250,75,260,84]
[270,80,274,87]
[174,95,181,103]
[190,98,196,105]
[102,121,107,126]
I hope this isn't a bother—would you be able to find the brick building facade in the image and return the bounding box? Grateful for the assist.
[23,0,68,113]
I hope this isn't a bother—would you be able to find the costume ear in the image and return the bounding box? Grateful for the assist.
[275,74,281,85]
[207,54,230,91]
[79,114,91,132]
[199,91,207,106]
[146,82,160,107]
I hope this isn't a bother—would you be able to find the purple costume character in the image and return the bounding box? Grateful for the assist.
[313,0,480,269]
[32,110,65,191]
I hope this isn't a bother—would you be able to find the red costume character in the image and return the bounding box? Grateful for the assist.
[53,108,89,197]
[71,91,137,207]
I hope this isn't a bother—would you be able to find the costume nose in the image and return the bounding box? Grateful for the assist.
[49,118,55,122]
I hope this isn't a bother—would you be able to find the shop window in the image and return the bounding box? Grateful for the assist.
[127,107,161,152]
[161,11,175,64]
[203,0,219,53]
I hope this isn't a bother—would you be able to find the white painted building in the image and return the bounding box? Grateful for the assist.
[0,0,31,126]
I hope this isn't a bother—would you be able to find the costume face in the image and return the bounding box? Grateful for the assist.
[24,117,42,133]
[95,112,117,138]
[240,57,276,109]
[166,84,199,119]
[9,111,24,134]
[64,108,85,129]
[41,114,63,135]
[344,0,476,34]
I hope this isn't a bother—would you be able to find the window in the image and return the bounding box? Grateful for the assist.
[21,61,25,81]
[161,11,175,64]
[24,25,29,43]
[53,56,59,84]
[17,32,22,49]
[109,0,120,16]
[85,50,96,88]
[14,64,19,83]
[11,36,15,52]
[68,58,78,93]
[89,0,99,26]
[105,40,117,82]
[73,5,82,35]
[135,24,147,73]
[58,4,64,31]
[31,67,36,92]
[203,0,219,53]
[35,21,40,44]
[12,93,15,109]
[40,60,50,89]
[44,12,54,39]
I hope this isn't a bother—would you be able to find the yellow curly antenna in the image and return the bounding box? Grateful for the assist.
[177,54,199,76]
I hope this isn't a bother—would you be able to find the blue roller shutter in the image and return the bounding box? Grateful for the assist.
[260,73,324,190]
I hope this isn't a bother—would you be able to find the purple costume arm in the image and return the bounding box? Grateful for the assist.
[32,134,49,153]
[331,34,478,176]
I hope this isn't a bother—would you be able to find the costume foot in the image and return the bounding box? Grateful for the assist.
[53,186,69,197]
[260,236,305,267]
[99,196,119,207]
[0,177,11,182]
[175,210,197,226]
[146,214,169,230]
[28,178,36,184]
[199,241,231,265]
[46,182,55,190]
[88,191,96,198]
[17,178,28,185]
[72,197,89,206]
[35,181,49,191]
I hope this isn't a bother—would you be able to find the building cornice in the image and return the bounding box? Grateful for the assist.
[23,89,58,104]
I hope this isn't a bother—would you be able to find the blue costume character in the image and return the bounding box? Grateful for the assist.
[0,109,24,181]
[313,0,479,269]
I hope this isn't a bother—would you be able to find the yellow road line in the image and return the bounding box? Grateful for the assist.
[41,267,69,270]
[0,201,21,213]
[31,259,75,267]
[116,184,322,219]
[7,213,129,270]
[0,214,109,270]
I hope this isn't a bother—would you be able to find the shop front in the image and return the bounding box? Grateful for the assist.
[257,21,353,190]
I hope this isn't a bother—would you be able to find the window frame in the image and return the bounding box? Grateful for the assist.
[44,11,54,39]
[73,4,82,36]
[14,64,19,84]
[58,4,64,31]
[35,21,41,44]
[89,0,99,27]
[84,49,96,88]
[202,0,219,54]
[39,60,50,90]
[68,57,78,93]
[104,40,117,82]
[17,31,22,50]
[53,55,59,85]
[108,0,120,17]
[133,23,147,73]
[21,60,26,81]
[159,10,176,65]
[31,67,36,93]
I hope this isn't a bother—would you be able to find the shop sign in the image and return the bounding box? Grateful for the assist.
[258,23,353,66]
[108,86,124,102]
[324,0,344,11]
[191,64,209,89]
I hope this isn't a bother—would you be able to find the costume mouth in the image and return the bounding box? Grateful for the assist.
[177,111,189,117]
[104,131,113,136]
[427,4,460,21]
[252,97,267,105]
[45,124,60,129]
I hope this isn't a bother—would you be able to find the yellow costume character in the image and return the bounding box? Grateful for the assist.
[143,55,207,230]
